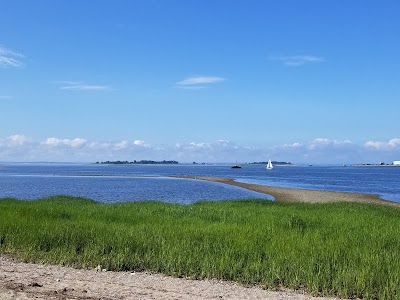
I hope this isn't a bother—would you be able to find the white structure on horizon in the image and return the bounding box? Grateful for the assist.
[394,161,400,166]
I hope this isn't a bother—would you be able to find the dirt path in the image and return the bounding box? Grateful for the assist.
[0,256,340,300]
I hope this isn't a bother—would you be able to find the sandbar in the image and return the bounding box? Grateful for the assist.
[175,176,400,207]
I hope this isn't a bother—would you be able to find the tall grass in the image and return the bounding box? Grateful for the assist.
[1,196,399,299]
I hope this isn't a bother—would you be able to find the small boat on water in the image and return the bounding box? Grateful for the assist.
[232,161,241,169]
[266,159,273,170]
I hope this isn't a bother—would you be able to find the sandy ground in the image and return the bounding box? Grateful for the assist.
[175,176,400,207]
[2,178,393,300]
[0,256,340,300]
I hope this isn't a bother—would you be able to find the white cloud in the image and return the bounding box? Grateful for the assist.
[277,139,352,152]
[133,140,151,147]
[43,138,87,148]
[133,140,144,146]
[176,76,225,86]
[0,46,24,68]
[271,55,324,66]
[365,138,400,151]
[270,138,360,164]
[174,140,250,162]
[113,140,150,150]
[282,142,303,149]
[176,140,237,152]
[6,134,31,146]
[308,138,352,150]
[185,142,212,150]
[114,140,130,150]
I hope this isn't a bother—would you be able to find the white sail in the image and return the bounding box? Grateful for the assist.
[266,159,273,170]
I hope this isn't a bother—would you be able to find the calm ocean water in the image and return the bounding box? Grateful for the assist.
[0,163,399,203]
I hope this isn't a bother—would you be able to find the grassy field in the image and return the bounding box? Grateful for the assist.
[0,196,399,299]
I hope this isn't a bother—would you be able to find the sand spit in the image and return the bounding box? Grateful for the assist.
[174,176,400,207]
[0,256,339,300]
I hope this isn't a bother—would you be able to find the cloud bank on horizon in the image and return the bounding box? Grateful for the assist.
[1,134,399,165]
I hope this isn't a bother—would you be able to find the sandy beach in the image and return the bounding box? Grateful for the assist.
[0,255,340,300]
[175,176,400,207]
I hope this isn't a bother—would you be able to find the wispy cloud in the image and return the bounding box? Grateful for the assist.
[176,76,225,88]
[0,46,25,68]
[60,82,111,91]
[271,55,324,66]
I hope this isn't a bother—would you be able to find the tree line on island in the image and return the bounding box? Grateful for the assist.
[96,160,179,165]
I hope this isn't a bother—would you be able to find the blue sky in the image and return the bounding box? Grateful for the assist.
[1,0,399,164]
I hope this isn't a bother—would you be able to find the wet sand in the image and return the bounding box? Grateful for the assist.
[174,176,400,207]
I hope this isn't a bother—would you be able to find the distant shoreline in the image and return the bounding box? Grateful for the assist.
[352,164,400,167]
[174,176,400,207]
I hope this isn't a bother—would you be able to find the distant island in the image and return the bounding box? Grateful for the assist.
[249,161,292,165]
[96,160,179,165]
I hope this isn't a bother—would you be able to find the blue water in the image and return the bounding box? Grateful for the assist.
[0,163,399,203]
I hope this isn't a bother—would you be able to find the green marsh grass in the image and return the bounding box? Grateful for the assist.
[1,196,399,299]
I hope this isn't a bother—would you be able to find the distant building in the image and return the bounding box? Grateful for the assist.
[394,161,400,166]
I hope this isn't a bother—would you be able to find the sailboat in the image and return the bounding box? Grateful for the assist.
[266,159,273,170]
